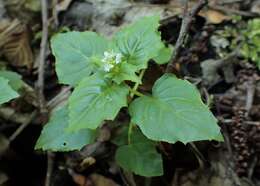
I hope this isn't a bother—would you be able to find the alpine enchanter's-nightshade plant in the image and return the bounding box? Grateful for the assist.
[35,15,223,177]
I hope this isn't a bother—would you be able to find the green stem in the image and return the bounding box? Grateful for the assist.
[129,88,144,97]
[130,69,145,98]
[128,69,146,144]
[128,122,134,144]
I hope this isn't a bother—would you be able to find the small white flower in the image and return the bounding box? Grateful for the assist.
[101,58,106,63]
[101,51,123,72]
[103,63,114,72]
[115,53,122,64]
[104,51,110,58]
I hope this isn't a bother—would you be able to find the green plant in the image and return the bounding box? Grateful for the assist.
[35,15,222,177]
[0,71,19,105]
[240,18,260,69]
[211,18,260,70]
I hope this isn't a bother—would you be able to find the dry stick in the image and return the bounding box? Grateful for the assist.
[45,152,55,186]
[38,0,48,113]
[209,4,260,17]
[165,0,208,169]
[0,86,71,140]
[219,0,243,4]
[165,0,208,73]
[219,118,260,126]
[47,86,72,110]
[189,142,207,169]
[39,1,54,186]
[9,111,37,142]
[245,79,256,117]
[52,0,59,28]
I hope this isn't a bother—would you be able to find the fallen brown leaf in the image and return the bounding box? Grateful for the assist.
[0,19,33,69]
[79,157,96,171]
[70,169,119,186]
[199,9,230,24]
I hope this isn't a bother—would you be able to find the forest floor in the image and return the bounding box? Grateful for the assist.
[0,0,260,186]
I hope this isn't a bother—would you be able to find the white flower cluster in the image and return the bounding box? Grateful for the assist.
[101,51,123,72]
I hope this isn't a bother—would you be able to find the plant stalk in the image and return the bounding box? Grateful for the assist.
[128,69,145,144]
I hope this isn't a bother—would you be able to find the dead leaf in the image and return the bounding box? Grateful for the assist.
[79,157,96,171]
[199,10,230,24]
[70,169,119,186]
[0,19,33,69]
[72,174,90,186]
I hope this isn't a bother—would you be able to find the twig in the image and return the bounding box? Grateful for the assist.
[39,1,54,186]
[118,169,130,186]
[8,111,37,142]
[189,142,208,169]
[245,79,256,117]
[122,170,137,186]
[166,0,208,73]
[0,85,70,125]
[47,86,72,110]
[219,118,260,126]
[209,5,260,17]
[219,0,243,4]
[45,152,55,186]
[52,0,59,28]
[248,156,258,179]
[38,0,48,113]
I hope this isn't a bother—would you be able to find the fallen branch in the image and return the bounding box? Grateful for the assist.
[38,1,54,186]
[37,0,49,113]
[166,0,208,73]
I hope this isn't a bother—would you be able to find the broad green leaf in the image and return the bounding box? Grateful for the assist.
[68,73,129,131]
[51,31,109,86]
[129,74,221,144]
[113,15,164,70]
[35,106,96,151]
[116,141,163,177]
[114,125,163,176]
[0,77,19,105]
[214,131,224,142]
[153,46,173,65]
[0,70,23,91]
